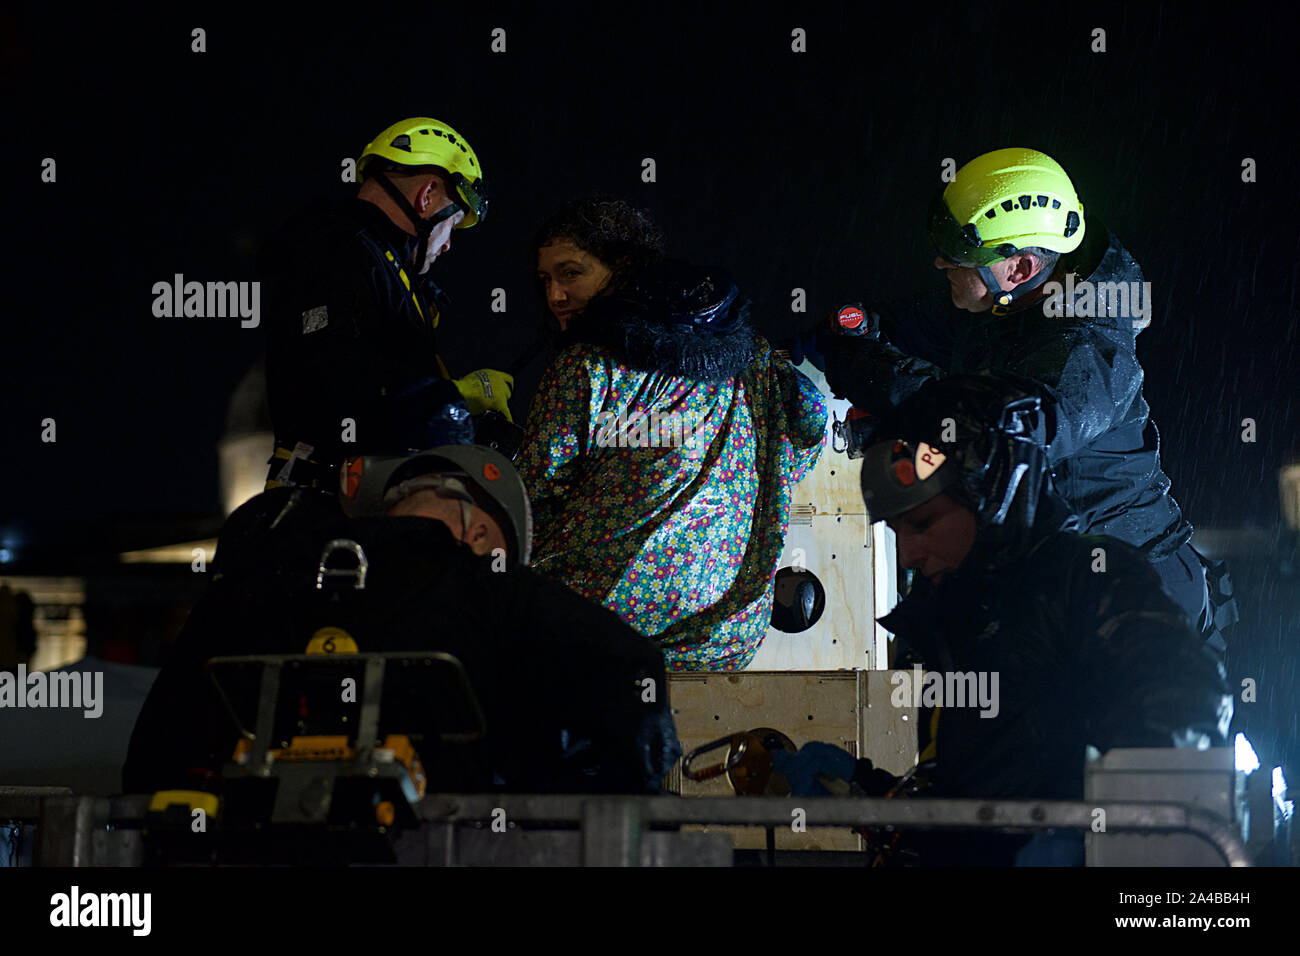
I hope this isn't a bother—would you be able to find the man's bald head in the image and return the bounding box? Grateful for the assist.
[386,486,509,559]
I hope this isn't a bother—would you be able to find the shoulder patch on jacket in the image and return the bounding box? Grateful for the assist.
[302,305,329,334]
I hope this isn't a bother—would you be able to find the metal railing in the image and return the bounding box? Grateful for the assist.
[415,794,1253,867]
[1,788,1251,866]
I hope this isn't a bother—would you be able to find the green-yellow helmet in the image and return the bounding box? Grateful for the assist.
[929,147,1084,267]
[358,117,487,228]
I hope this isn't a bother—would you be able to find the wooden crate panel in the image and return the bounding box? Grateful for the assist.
[787,363,866,517]
[750,514,874,670]
[858,670,919,777]
[664,672,921,852]
[668,672,860,851]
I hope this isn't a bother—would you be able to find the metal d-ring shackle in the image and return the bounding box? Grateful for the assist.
[315,539,370,591]
[681,727,796,795]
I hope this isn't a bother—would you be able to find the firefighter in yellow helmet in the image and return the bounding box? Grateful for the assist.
[814,147,1234,657]
[925,148,1084,315]
[259,117,517,494]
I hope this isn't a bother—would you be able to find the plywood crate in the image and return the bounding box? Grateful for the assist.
[748,513,877,670]
[749,360,897,671]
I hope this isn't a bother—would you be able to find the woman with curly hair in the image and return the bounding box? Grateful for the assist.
[518,196,827,671]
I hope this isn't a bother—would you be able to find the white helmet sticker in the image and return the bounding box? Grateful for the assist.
[915,442,947,480]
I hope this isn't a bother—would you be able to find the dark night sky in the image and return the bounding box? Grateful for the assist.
[3,3,1298,561]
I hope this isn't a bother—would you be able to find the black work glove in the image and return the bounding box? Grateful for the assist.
[852,758,904,796]
[788,325,829,371]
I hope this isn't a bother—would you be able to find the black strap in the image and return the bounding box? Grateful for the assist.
[371,172,433,267]
[426,200,463,227]
[981,258,1056,316]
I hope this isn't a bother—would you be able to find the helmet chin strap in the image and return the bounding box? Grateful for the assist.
[977,259,1055,316]
[371,171,462,269]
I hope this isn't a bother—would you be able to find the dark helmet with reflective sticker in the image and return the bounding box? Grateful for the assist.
[860,438,963,522]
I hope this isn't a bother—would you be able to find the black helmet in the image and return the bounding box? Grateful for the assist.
[861,376,1053,529]
[339,445,533,565]
[860,438,963,522]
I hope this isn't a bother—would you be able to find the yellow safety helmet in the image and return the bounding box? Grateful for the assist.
[359,117,487,228]
[928,147,1084,312]
[929,147,1083,265]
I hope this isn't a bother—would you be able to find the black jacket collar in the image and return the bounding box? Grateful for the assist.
[349,197,420,263]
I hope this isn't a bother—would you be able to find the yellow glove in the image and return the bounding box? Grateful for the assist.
[453,369,515,422]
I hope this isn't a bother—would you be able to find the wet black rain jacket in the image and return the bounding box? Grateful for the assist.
[259,198,472,465]
[826,222,1191,560]
[862,524,1232,865]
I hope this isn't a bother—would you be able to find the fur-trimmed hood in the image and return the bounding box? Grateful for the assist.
[557,259,758,381]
